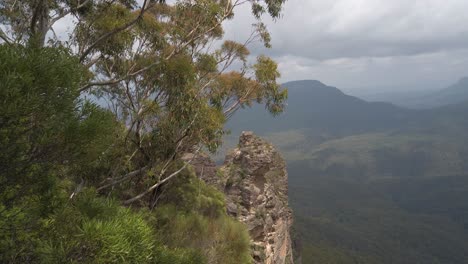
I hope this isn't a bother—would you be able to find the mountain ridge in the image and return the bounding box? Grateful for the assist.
[355,76,468,108]
[228,79,410,139]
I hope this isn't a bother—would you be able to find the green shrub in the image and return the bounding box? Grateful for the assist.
[152,169,253,264]
[0,45,124,263]
[38,189,205,264]
[155,166,226,218]
[0,44,83,263]
[153,205,252,264]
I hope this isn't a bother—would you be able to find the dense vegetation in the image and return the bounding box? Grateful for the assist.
[0,0,288,263]
[0,42,252,264]
[226,80,468,263]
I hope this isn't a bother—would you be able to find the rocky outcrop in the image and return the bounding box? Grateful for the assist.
[182,152,218,186]
[196,131,294,264]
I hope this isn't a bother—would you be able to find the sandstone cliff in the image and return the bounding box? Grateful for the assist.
[190,131,294,264]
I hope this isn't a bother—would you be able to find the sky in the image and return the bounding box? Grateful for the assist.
[44,0,468,94]
[223,0,468,93]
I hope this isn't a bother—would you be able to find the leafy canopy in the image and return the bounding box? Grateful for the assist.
[1,0,288,262]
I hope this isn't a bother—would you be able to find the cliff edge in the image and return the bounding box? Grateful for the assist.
[192,131,294,263]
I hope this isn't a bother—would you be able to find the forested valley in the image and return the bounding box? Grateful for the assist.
[226,80,468,263]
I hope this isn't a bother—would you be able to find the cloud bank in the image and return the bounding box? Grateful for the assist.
[224,0,468,91]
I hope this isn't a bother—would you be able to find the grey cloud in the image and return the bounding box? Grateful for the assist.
[275,49,468,90]
[237,0,468,59]
[49,0,468,91]
[222,0,468,90]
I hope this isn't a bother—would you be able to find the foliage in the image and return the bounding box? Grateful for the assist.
[155,166,226,217]
[38,190,156,263]
[0,44,253,262]
[0,44,77,261]
[1,0,289,207]
[0,0,287,206]
[152,169,252,264]
[0,44,123,263]
[1,0,289,261]
[0,186,206,264]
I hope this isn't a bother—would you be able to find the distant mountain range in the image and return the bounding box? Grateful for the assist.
[228,80,409,137]
[221,79,468,263]
[356,77,468,109]
[227,79,468,142]
[412,77,468,108]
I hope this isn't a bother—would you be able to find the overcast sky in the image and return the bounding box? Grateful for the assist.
[49,0,468,93]
[223,0,468,93]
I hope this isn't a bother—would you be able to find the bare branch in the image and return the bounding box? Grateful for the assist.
[121,108,202,205]
[0,32,12,45]
[97,166,149,191]
[123,149,199,205]
[79,78,124,93]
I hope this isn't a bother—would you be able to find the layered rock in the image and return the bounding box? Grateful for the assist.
[194,131,294,264]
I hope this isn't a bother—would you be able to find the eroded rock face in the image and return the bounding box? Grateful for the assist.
[217,131,294,264]
[185,132,294,263]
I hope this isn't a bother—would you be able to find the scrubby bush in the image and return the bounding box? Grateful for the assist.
[0,45,124,263]
[0,44,82,263]
[153,169,253,264]
[37,189,204,264]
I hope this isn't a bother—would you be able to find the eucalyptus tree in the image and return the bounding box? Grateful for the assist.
[1,0,287,205]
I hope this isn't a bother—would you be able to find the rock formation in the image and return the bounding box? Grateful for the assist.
[190,131,294,264]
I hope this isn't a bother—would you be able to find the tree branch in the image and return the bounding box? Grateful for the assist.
[97,166,149,191]
[0,32,12,45]
[48,0,92,30]
[123,157,193,205]
[79,0,152,62]
[79,78,124,93]
[123,137,202,205]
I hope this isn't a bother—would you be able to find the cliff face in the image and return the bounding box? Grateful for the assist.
[193,131,294,264]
